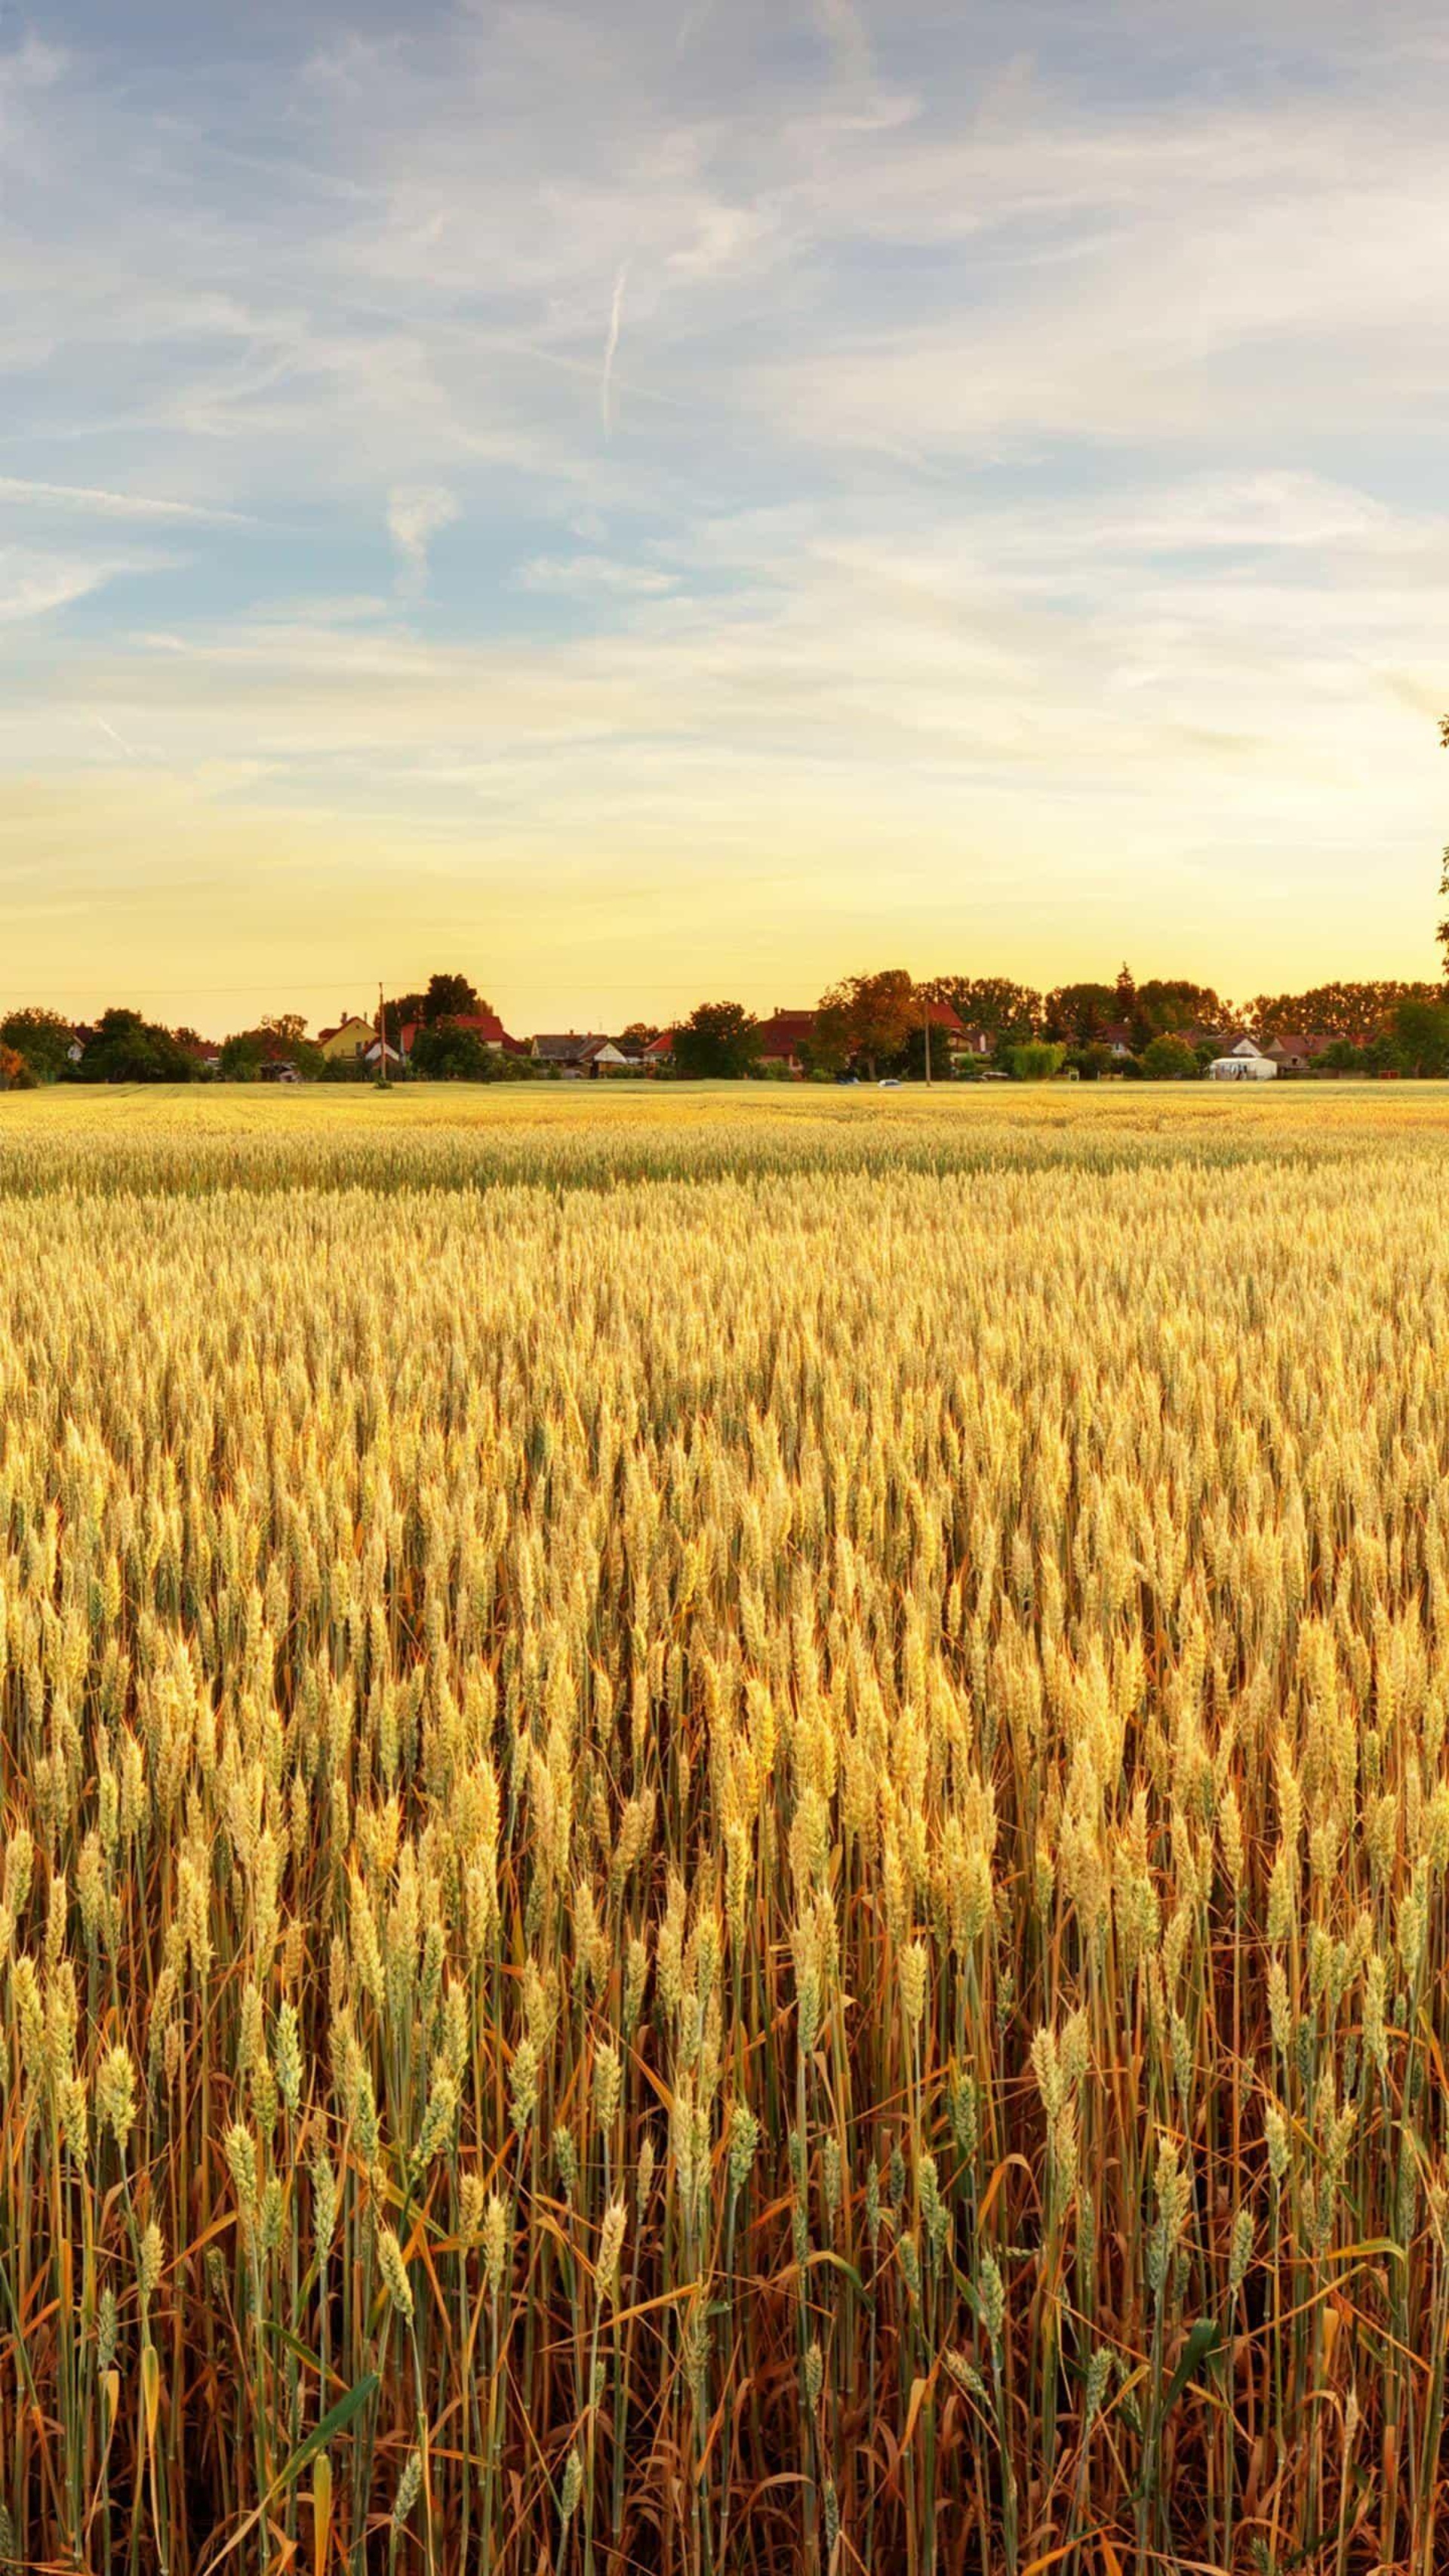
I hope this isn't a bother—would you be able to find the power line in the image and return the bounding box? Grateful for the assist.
[0,974,648,1004]
[0,978,390,1002]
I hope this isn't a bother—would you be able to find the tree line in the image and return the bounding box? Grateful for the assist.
[5,962,1449,1088]
[0,977,534,1088]
[670,966,1449,1080]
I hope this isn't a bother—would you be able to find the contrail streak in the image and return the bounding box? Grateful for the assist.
[601,263,629,436]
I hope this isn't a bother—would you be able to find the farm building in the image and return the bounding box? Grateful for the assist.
[1208,1039,1277,1082]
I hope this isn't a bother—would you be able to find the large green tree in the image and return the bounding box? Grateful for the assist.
[816,968,918,1078]
[1247,982,1439,1042]
[1131,980,1226,1042]
[1041,983,1118,1045]
[0,1007,74,1081]
[1394,997,1449,1076]
[75,1009,201,1084]
[921,975,1040,1036]
[672,1002,761,1079]
[411,1023,497,1082]
[388,972,488,1027]
[1047,971,1226,1049]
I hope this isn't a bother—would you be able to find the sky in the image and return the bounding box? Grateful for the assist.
[3,0,1447,1036]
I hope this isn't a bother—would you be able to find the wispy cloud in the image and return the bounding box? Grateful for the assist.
[812,0,874,85]
[601,263,629,437]
[386,487,459,598]
[0,546,171,625]
[517,554,678,596]
[0,478,251,525]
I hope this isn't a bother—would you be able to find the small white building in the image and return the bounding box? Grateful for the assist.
[1208,1039,1277,1082]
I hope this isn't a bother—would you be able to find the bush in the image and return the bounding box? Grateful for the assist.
[1393,999,1449,1077]
[411,1024,497,1082]
[1067,1045,1113,1082]
[75,1011,201,1084]
[1005,1041,1066,1082]
[1316,1039,1364,1076]
[1140,1034,1200,1082]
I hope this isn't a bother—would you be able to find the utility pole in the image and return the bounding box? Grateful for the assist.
[923,994,933,1087]
[377,980,389,1087]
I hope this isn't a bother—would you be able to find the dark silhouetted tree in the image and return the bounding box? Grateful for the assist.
[411,1023,496,1081]
[815,969,918,1079]
[672,1002,761,1079]
[0,1007,73,1081]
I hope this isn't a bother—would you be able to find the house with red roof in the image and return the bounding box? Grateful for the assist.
[919,999,973,1066]
[755,1009,820,1076]
[399,1008,522,1065]
[1263,1032,1337,1073]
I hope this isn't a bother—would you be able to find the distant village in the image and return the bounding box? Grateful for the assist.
[4,967,1449,1086]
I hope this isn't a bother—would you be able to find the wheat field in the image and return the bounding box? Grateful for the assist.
[2,1084,1449,2574]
